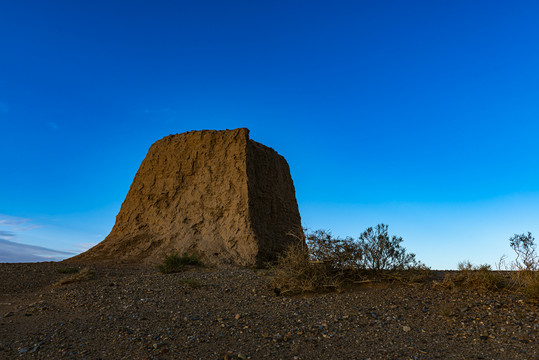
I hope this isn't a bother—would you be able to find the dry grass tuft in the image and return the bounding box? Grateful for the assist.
[271,242,342,295]
[179,278,202,289]
[55,267,95,286]
[435,262,505,291]
[157,252,203,274]
[434,261,538,301]
[57,267,80,274]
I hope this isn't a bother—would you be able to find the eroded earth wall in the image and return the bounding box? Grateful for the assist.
[71,128,302,266]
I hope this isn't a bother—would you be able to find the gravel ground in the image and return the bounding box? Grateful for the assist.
[0,262,537,359]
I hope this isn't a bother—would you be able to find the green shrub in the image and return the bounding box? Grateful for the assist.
[157,252,203,274]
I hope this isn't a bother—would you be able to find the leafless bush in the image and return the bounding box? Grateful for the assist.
[506,233,539,299]
[306,230,362,271]
[509,232,538,271]
[272,224,426,294]
[306,224,422,272]
[358,224,420,271]
[271,242,341,295]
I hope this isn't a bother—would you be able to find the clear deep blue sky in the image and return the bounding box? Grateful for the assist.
[1,1,538,268]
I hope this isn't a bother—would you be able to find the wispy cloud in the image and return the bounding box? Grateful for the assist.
[0,215,30,226]
[74,242,97,252]
[0,215,55,262]
[0,239,74,263]
[0,215,42,232]
[0,230,15,240]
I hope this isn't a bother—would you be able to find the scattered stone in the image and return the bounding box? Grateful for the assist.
[0,263,537,359]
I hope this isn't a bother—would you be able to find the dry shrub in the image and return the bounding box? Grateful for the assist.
[509,232,538,271]
[435,262,505,291]
[436,261,538,300]
[499,257,539,301]
[158,252,203,274]
[57,267,80,274]
[272,225,428,294]
[434,233,538,300]
[517,271,539,300]
[502,233,538,300]
[358,224,421,271]
[55,267,95,286]
[307,225,423,272]
[395,263,432,283]
[271,242,341,295]
[307,230,362,272]
[179,278,202,289]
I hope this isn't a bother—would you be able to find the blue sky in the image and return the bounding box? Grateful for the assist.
[1,1,538,268]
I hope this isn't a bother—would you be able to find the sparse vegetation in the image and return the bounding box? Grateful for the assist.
[55,267,95,286]
[507,232,539,299]
[435,262,505,291]
[57,267,80,274]
[509,232,538,271]
[306,225,423,272]
[157,252,203,274]
[436,233,538,300]
[272,242,341,294]
[273,224,427,294]
[179,278,202,289]
[358,224,422,271]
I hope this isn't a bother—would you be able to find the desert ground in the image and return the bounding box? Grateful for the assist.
[0,262,536,360]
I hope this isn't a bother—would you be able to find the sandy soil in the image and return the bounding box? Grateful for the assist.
[0,262,537,359]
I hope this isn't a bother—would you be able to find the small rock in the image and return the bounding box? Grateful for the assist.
[402,326,411,332]
[19,348,28,354]
[235,314,241,320]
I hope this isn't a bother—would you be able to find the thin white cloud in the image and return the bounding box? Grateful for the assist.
[74,242,97,252]
[0,230,15,240]
[0,215,42,232]
[0,239,74,263]
[0,215,29,226]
